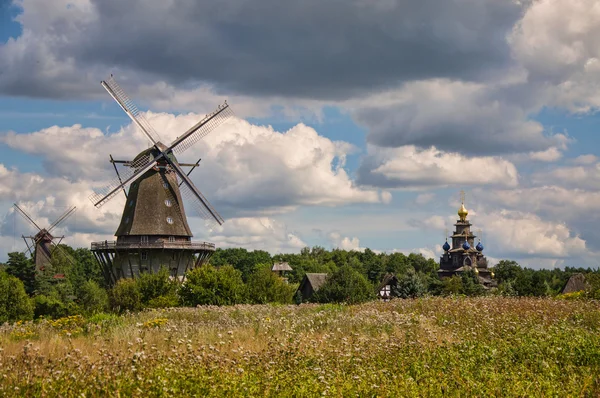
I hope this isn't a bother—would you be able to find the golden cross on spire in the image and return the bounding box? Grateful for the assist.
[445,228,448,241]
[460,190,465,204]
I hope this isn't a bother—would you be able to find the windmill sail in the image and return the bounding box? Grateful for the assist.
[101,76,162,145]
[176,167,224,226]
[13,203,77,271]
[170,103,233,154]
[89,152,158,207]
[13,203,42,231]
[48,206,77,233]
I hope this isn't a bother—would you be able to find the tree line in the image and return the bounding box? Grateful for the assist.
[0,245,599,323]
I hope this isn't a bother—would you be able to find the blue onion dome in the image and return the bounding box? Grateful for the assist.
[462,240,470,250]
[443,241,450,252]
[476,242,484,252]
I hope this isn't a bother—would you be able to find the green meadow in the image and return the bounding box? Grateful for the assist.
[1,297,599,397]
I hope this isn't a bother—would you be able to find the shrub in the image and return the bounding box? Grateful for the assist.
[109,279,142,313]
[179,265,247,306]
[441,276,463,296]
[0,271,34,323]
[311,265,374,304]
[78,280,109,315]
[146,295,180,309]
[136,267,179,307]
[33,294,80,319]
[586,273,600,299]
[246,264,298,304]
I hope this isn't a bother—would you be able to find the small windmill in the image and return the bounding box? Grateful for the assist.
[89,76,233,284]
[13,203,77,275]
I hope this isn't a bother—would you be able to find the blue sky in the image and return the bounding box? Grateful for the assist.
[1,0,600,269]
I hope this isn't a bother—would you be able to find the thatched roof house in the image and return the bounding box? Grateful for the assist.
[271,262,293,272]
[376,273,398,300]
[297,273,328,301]
[562,273,589,294]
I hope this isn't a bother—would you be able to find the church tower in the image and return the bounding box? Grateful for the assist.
[438,191,494,285]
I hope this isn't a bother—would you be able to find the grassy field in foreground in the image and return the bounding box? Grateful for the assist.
[0,297,599,397]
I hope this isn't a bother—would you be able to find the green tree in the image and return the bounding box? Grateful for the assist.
[78,280,109,315]
[210,248,272,282]
[136,267,179,308]
[494,260,522,281]
[246,264,298,304]
[69,248,106,293]
[0,271,34,322]
[179,265,247,306]
[33,294,80,319]
[361,249,384,283]
[461,270,485,296]
[384,253,411,276]
[408,253,438,274]
[5,252,36,295]
[393,272,426,299]
[441,276,463,296]
[312,265,374,304]
[109,279,142,313]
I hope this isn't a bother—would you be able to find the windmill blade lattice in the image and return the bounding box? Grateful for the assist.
[13,203,42,232]
[102,76,162,144]
[49,241,77,267]
[89,153,157,207]
[171,103,233,154]
[48,206,77,233]
[179,179,223,228]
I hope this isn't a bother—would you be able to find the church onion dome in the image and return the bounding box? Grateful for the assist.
[462,240,470,250]
[443,241,450,252]
[476,242,484,252]
[473,267,479,275]
[458,203,468,221]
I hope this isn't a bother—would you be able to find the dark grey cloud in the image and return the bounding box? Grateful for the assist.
[0,0,523,100]
[350,80,570,156]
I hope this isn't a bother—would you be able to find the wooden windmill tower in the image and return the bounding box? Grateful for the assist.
[13,203,77,275]
[90,76,233,285]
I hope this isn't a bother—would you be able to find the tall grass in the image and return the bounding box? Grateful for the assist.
[0,297,599,396]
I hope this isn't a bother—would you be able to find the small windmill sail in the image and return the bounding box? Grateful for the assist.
[14,203,77,274]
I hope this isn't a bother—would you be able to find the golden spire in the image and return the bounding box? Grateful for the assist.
[458,190,468,221]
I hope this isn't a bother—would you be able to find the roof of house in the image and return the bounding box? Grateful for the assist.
[272,262,293,272]
[301,273,328,292]
[377,273,398,292]
[562,273,589,294]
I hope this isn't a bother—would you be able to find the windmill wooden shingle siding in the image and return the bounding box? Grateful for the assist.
[115,146,193,237]
[90,75,233,285]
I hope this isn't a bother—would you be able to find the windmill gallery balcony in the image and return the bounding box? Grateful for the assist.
[90,238,216,284]
[91,240,215,251]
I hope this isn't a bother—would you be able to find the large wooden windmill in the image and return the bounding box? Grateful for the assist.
[13,203,77,274]
[90,76,233,285]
